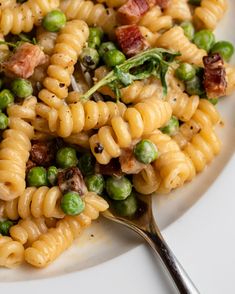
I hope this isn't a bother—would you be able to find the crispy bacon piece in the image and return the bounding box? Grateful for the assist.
[203,53,227,99]
[117,0,150,24]
[95,159,123,177]
[3,42,46,79]
[119,148,146,174]
[116,25,149,56]
[30,141,55,167]
[117,0,169,24]
[58,167,87,195]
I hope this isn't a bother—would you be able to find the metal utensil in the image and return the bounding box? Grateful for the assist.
[103,194,200,294]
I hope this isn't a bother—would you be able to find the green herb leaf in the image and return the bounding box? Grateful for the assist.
[80,48,180,101]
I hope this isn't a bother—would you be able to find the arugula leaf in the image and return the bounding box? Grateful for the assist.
[80,48,180,101]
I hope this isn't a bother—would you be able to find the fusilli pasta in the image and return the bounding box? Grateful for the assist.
[0,235,24,268]
[139,6,173,34]
[173,99,220,149]
[10,217,50,246]
[156,26,207,66]
[133,165,161,195]
[164,0,192,22]
[90,99,172,164]
[38,20,89,108]
[184,127,221,173]
[166,78,200,122]
[194,0,228,30]
[148,130,194,193]
[1,186,64,220]
[60,0,117,36]
[35,99,127,137]
[0,97,36,201]
[0,0,60,35]
[24,193,108,268]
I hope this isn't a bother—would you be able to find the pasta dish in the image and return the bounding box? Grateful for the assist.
[0,0,233,269]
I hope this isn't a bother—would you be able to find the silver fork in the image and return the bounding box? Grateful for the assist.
[102,194,200,294]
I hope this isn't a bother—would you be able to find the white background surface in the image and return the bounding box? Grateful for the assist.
[1,1,235,293]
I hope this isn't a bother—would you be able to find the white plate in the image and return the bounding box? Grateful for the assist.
[1,1,235,292]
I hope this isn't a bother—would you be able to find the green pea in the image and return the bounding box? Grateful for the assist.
[180,22,195,41]
[112,192,138,217]
[188,0,201,5]
[98,42,117,58]
[85,174,104,195]
[80,47,100,70]
[27,167,48,187]
[78,153,95,176]
[160,116,179,136]
[0,220,14,236]
[42,10,66,32]
[11,78,33,98]
[134,139,158,164]
[0,113,8,130]
[175,63,196,81]
[210,41,234,62]
[61,191,85,215]
[185,75,205,96]
[0,89,14,110]
[47,166,58,186]
[208,98,218,105]
[106,176,132,200]
[56,147,78,168]
[193,30,215,52]
[103,49,126,67]
[88,27,103,48]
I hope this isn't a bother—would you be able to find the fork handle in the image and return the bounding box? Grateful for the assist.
[136,223,200,294]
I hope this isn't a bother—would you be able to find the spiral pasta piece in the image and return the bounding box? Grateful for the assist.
[60,0,117,35]
[10,217,50,246]
[90,98,172,164]
[0,97,36,201]
[24,193,109,268]
[156,26,207,66]
[0,0,60,35]
[35,99,127,137]
[173,99,220,149]
[0,235,24,268]
[146,130,195,193]
[1,187,64,221]
[139,6,173,34]
[184,127,221,173]
[38,20,89,108]
[194,0,228,30]
[166,78,200,122]
[133,165,161,195]
[164,0,192,21]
